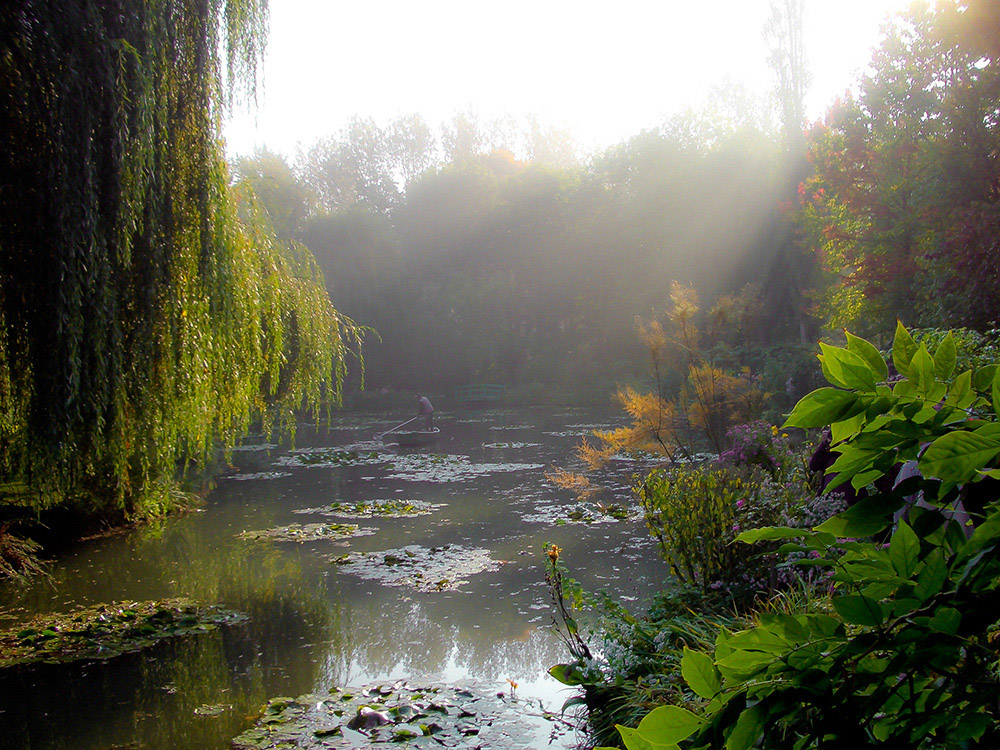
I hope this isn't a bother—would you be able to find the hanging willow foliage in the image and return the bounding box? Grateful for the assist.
[0,1,360,518]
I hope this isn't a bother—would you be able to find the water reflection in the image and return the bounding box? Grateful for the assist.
[0,410,670,749]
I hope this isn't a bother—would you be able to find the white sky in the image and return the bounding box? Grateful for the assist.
[223,0,916,161]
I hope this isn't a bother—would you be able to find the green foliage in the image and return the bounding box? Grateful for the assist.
[798,1,1000,335]
[785,321,997,493]
[616,323,1000,749]
[638,466,752,591]
[638,433,817,599]
[0,2,359,520]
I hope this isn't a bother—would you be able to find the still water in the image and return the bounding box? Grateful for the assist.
[0,409,671,749]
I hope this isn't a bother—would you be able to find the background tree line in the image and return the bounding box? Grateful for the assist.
[234,102,803,402]
[232,0,998,410]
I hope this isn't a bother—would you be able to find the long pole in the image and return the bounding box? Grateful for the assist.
[376,416,418,438]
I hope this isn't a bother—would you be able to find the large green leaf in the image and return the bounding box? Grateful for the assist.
[920,428,1000,483]
[820,343,878,391]
[725,706,763,750]
[909,344,937,396]
[892,321,917,378]
[824,446,879,490]
[548,663,585,686]
[973,364,998,392]
[681,647,721,699]
[949,369,972,402]
[635,705,706,745]
[928,607,961,635]
[846,331,889,382]
[914,549,947,599]
[815,496,898,538]
[783,388,866,429]
[617,726,657,750]
[888,522,919,579]
[832,594,884,626]
[933,332,957,381]
[736,526,809,544]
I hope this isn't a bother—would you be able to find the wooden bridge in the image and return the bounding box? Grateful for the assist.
[454,384,505,403]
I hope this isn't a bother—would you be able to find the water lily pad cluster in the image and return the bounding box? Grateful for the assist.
[293,499,443,519]
[276,447,385,469]
[481,442,540,449]
[381,454,543,483]
[520,501,638,525]
[226,471,292,481]
[232,681,555,749]
[331,544,502,592]
[240,523,375,543]
[0,599,247,668]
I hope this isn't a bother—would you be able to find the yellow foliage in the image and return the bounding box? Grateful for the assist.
[575,436,617,471]
[684,364,768,450]
[589,387,683,461]
[545,466,593,493]
[635,317,667,353]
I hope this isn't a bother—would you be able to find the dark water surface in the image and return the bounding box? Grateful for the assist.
[0,409,670,749]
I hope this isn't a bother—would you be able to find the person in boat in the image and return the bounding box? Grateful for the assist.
[417,395,434,429]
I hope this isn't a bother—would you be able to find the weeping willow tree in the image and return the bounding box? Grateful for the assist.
[0,1,359,520]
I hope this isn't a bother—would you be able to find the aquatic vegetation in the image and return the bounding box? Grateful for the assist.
[521,502,638,525]
[293,499,443,519]
[226,472,293,481]
[276,447,385,469]
[232,681,566,748]
[330,544,502,592]
[240,523,375,543]
[382,453,544,483]
[0,599,247,668]
[482,441,541,449]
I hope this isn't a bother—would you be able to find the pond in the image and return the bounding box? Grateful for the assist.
[0,409,672,749]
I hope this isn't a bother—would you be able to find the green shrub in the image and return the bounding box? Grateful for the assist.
[610,323,1000,750]
[638,462,811,601]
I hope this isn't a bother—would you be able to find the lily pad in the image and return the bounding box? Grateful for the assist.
[276,446,386,469]
[226,471,292,481]
[293,499,443,519]
[0,598,247,669]
[380,453,543,483]
[330,544,502,592]
[239,523,375,543]
[520,501,639,525]
[194,703,230,716]
[232,681,565,749]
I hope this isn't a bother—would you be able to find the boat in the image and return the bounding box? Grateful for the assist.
[383,428,440,447]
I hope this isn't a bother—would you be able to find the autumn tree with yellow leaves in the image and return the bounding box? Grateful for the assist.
[550,282,769,495]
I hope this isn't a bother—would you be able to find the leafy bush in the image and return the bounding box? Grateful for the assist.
[610,323,1000,750]
[638,445,820,602]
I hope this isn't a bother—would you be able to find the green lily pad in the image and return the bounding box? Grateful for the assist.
[0,599,247,669]
[233,681,565,749]
[239,523,375,543]
[293,498,443,519]
[330,544,502,592]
